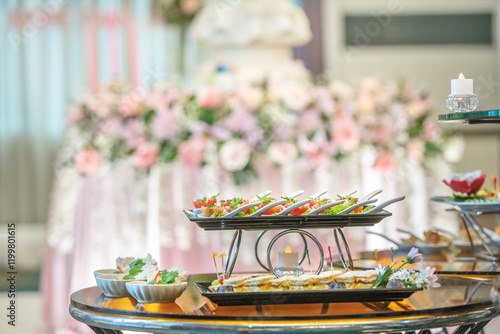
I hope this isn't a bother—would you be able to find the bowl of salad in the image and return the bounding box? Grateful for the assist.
[126,267,188,303]
[94,269,117,278]
[96,274,136,298]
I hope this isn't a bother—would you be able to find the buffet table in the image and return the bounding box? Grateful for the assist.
[70,273,500,334]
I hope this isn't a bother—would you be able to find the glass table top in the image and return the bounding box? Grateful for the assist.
[70,274,500,333]
[438,109,500,124]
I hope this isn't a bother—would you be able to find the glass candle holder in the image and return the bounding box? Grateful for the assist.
[275,265,304,277]
[446,94,479,113]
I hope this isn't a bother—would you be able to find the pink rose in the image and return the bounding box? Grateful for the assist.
[119,95,143,118]
[331,117,361,152]
[178,138,207,169]
[219,139,251,172]
[100,117,124,138]
[181,0,200,14]
[133,143,159,169]
[298,109,323,135]
[75,149,101,174]
[423,120,442,142]
[197,86,223,110]
[238,87,263,110]
[370,124,393,147]
[152,107,179,141]
[315,87,335,113]
[268,142,298,165]
[373,151,397,173]
[281,82,311,111]
[124,120,146,150]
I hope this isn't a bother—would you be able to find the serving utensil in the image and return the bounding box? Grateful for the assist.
[362,196,406,214]
[278,199,312,216]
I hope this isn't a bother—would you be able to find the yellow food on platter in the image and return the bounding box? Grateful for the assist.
[215,270,377,292]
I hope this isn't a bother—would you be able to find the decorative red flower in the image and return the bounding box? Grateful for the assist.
[443,172,486,195]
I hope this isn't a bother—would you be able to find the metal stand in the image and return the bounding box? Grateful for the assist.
[455,206,500,262]
[224,227,354,277]
[333,228,354,271]
[224,230,242,276]
[265,229,324,277]
[254,230,308,271]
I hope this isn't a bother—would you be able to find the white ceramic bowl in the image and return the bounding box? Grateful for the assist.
[96,274,133,298]
[94,269,117,279]
[126,281,188,303]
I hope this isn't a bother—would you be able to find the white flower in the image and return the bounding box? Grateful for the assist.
[390,268,412,282]
[238,87,264,110]
[407,247,423,264]
[219,139,252,172]
[375,263,387,276]
[281,82,312,111]
[420,266,440,289]
[268,142,298,165]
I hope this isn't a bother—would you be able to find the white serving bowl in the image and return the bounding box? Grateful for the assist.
[96,274,134,298]
[94,269,117,279]
[126,281,188,303]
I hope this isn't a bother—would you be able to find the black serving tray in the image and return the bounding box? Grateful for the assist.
[183,210,392,231]
[194,282,421,306]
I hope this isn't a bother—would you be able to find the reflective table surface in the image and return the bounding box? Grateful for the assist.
[70,274,500,334]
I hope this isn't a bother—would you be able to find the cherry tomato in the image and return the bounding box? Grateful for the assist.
[193,194,218,208]
[290,205,309,216]
[263,205,283,215]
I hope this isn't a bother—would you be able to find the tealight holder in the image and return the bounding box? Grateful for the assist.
[446,94,479,113]
[275,265,304,277]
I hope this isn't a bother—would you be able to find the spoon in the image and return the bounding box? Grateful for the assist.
[360,189,383,202]
[338,199,378,214]
[362,196,406,214]
[286,190,304,199]
[308,190,328,199]
[308,200,344,216]
[278,199,312,216]
[249,199,287,217]
[250,190,272,202]
[224,202,262,218]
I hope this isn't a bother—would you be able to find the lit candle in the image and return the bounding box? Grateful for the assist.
[451,73,473,95]
[278,246,298,268]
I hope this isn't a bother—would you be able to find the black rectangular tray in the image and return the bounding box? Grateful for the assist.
[184,210,392,231]
[194,282,421,306]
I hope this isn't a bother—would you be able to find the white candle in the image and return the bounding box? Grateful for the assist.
[451,73,473,95]
[278,246,298,267]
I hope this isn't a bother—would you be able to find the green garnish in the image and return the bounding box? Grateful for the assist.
[148,270,179,285]
[123,259,145,280]
[324,205,348,215]
[281,196,297,204]
[257,194,275,205]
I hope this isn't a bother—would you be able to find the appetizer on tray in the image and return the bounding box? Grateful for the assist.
[189,189,405,218]
[196,248,439,306]
[126,267,189,303]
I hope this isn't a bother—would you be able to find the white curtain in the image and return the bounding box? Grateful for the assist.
[0,0,201,226]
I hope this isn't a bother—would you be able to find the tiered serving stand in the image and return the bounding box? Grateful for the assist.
[184,192,405,276]
[436,109,500,261]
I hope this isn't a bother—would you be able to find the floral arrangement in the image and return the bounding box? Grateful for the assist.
[157,0,202,26]
[66,75,451,184]
[373,247,440,289]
